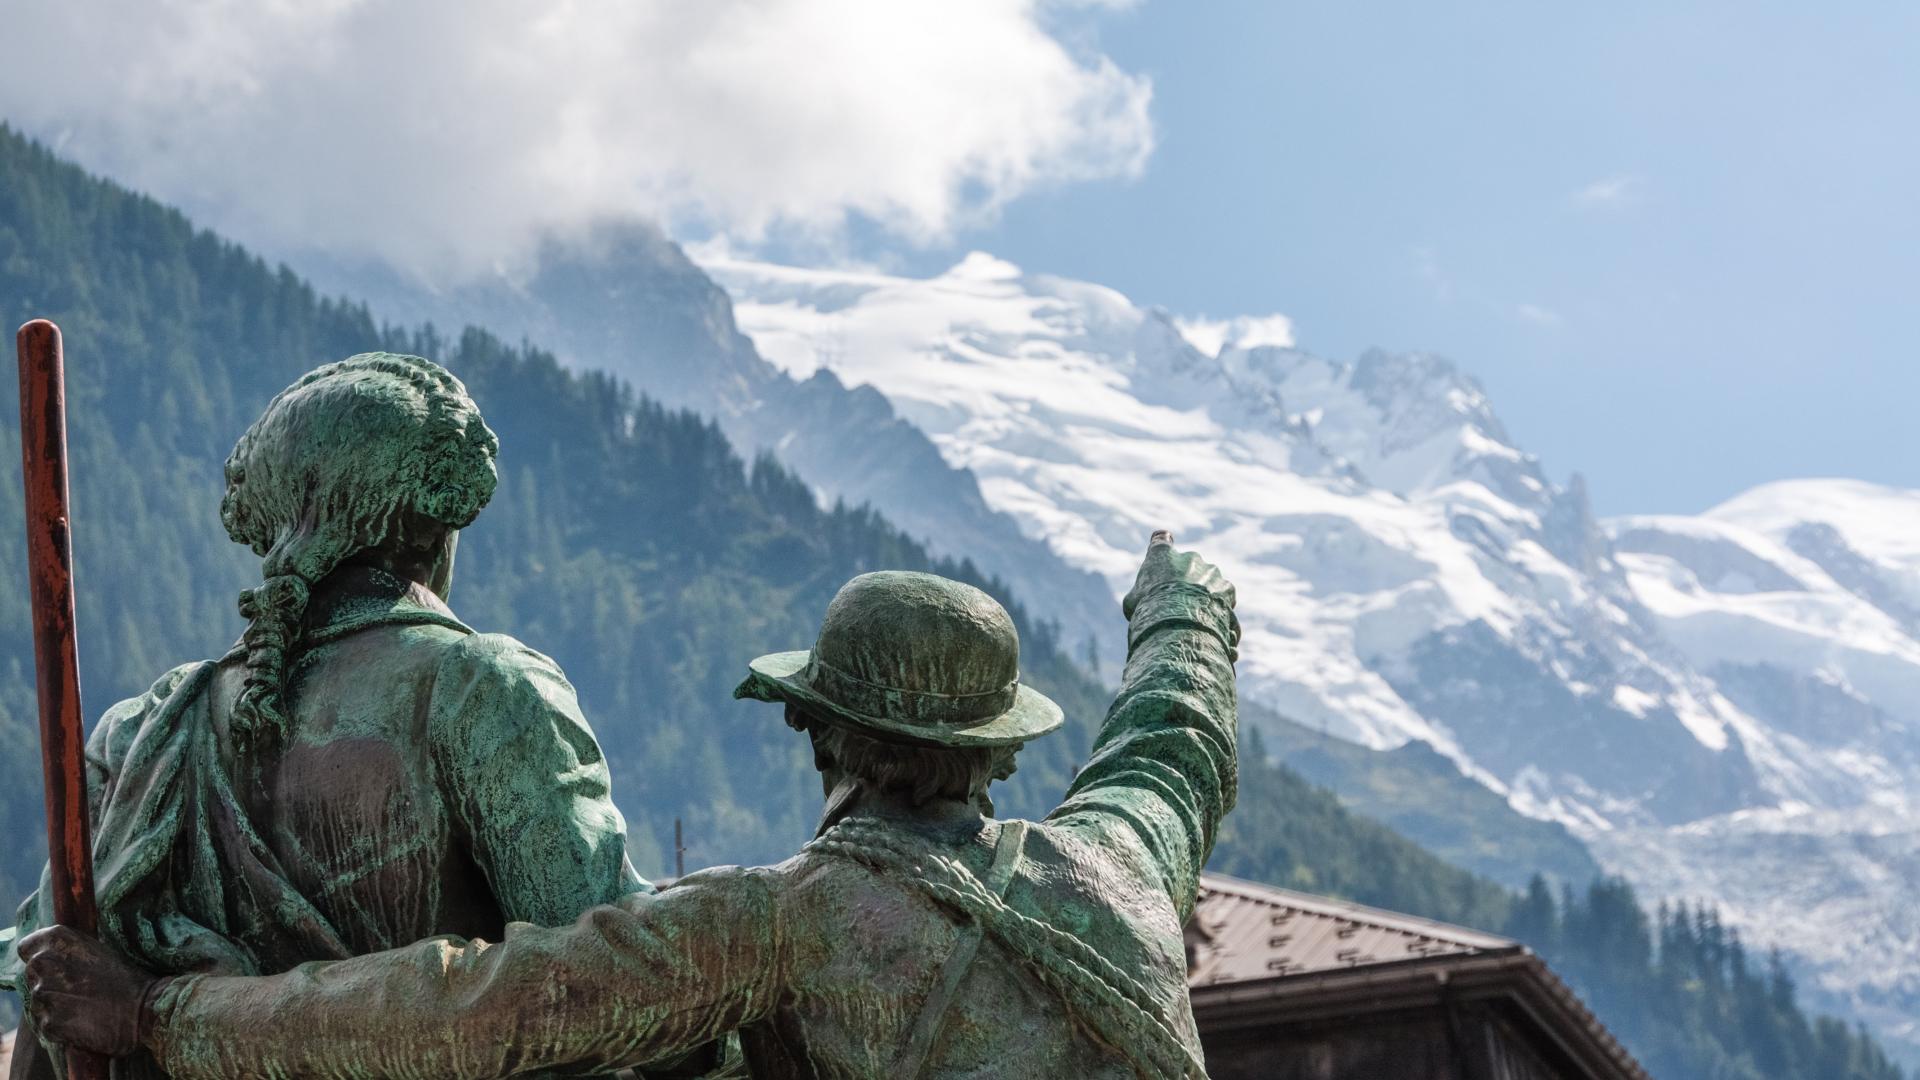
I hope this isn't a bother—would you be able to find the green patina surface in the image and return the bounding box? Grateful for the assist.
[4,356,651,1078]
[9,348,1242,1080]
[132,548,1239,1079]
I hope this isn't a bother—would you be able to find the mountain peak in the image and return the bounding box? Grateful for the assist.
[1174,312,1296,357]
[1214,343,1546,505]
[945,250,1024,282]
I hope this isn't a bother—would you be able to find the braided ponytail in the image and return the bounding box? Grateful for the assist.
[232,572,310,738]
[222,353,498,742]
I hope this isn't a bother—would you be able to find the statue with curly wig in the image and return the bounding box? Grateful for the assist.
[0,354,710,1079]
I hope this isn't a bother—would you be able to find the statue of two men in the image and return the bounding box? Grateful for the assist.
[10,353,1241,1079]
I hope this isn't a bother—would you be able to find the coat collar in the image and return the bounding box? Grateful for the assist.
[299,564,471,646]
[221,565,471,662]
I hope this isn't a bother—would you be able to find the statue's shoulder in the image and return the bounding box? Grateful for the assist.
[789,816,1022,907]
[434,631,568,683]
[88,660,216,766]
[423,632,591,748]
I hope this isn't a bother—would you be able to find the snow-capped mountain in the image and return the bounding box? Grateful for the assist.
[312,230,1916,1054]
[701,250,1920,1057]
[1607,482,1920,1051]
[705,250,1760,817]
[300,227,1117,657]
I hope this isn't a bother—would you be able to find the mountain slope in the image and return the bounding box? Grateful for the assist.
[298,229,1121,667]
[704,251,1763,821]
[0,122,1511,1029]
[308,231,1613,894]
[701,249,1920,1062]
[0,126,1111,897]
[1609,480,1920,1055]
[1257,714,1601,890]
[1,125,1910,1079]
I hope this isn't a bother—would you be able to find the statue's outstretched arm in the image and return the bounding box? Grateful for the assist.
[130,865,783,1080]
[1048,533,1240,921]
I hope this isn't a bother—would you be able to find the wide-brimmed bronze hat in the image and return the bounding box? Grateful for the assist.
[734,571,1063,748]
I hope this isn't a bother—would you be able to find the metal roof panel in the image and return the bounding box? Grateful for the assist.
[1188,872,1519,986]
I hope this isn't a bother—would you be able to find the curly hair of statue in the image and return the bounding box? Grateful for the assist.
[808,820,1210,1080]
[220,353,498,744]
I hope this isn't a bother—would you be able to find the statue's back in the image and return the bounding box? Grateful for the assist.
[746,814,1205,1079]
[212,607,510,961]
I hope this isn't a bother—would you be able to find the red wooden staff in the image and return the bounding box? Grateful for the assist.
[16,319,108,1080]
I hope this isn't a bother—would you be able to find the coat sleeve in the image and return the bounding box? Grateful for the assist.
[4,666,202,1080]
[148,867,785,1080]
[1047,584,1238,921]
[1,664,193,992]
[429,634,650,925]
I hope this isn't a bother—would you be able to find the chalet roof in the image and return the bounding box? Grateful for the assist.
[1187,872,1651,1080]
[1188,872,1517,985]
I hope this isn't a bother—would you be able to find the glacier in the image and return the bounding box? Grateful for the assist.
[1608,481,1920,1053]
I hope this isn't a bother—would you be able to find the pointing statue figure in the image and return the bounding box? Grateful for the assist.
[2,354,685,1079]
[21,532,1239,1079]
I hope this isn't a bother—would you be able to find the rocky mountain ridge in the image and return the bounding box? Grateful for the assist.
[300,229,1118,667]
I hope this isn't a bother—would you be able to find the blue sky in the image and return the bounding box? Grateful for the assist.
[881,2,1920,515]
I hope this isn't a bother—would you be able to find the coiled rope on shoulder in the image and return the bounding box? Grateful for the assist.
[807,820,1209,1080]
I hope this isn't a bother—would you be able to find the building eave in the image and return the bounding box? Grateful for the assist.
[1191,948,1650,1080]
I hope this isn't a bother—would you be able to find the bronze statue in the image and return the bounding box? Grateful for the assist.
[19,533,1239,1079]
[2,354,661,1078]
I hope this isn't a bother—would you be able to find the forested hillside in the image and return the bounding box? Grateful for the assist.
[1210,742,1907,1079]
[1513,879,1908,1080]
[0,116,1511,970]
[0,125,1907,1078]
[0,124,1111,895]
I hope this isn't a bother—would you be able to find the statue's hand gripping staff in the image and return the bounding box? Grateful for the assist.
[16,319,109,1080]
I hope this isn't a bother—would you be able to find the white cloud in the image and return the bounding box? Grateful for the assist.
[1516,303,1562,327]
[1175,313,1295,357]
[1571,173,1644,208]
[0,0,1152,281]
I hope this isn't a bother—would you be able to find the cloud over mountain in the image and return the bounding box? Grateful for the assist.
[1,0,1151,280]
